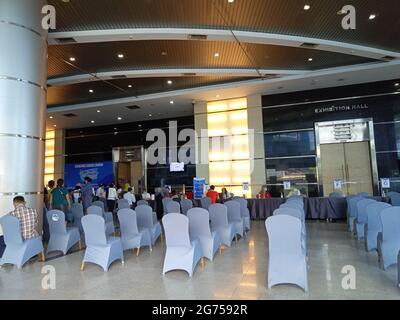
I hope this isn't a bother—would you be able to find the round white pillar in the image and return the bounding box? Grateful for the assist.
[0,0,48,234]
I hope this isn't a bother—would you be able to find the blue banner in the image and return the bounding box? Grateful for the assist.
[65,161,114,188]
[193,178,206,199]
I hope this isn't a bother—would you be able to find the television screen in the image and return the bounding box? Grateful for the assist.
[170,162,185,172]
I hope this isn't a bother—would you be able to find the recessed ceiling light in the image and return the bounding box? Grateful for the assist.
[128,84,132,88]
[149,114,153,117]
[91,120,95,124]
[117,117,122,121]
[138,124,142,127]
[369,14,376,20]
[214,53,220,58]
[161,51,167,56]
[395,83,399,87]
[69,57,76,62]
[304,5,311,10]
[228,0,234,3]
[89,89,94,93]
[216,95,220,98]
[117,53,124,59]
[167,80,172,85]
[62,0,70,2]
[308,57,313,62]
[114,127,117,130]
[169,100,174,104]
[96,110,101,113]
[49,116,53,119]
[53,124,57,127]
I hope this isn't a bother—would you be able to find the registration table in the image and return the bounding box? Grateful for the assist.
[247,196,389,220]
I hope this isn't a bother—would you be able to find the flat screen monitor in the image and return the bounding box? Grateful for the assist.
[170,162,185,172]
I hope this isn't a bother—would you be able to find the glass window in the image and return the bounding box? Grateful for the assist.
[374,122,400,152]
[266,157,317,183]
[265,130,315,157]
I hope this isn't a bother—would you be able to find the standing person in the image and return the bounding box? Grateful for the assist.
[72,185,82,203]
[124,181,131,192]
[51,179,71,214]
[81,177,94,211]
[96,184,106,199]
[107,183,118,212]
[46,180,55,209]
[123,187,136,208]
[206,185,219,204]
[9,196,39,240]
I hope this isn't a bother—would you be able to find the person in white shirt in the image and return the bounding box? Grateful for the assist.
[107,183,118,212]
[123,187,136,207]
[142,189,151,200]
[96,184,106,199]
[72,186,81,203]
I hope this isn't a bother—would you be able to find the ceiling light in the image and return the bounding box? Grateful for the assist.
[96,110,101,113]
[62,0,70,2]
[395,83,399,87]
[114,127,117,130]
[138,124,142,127]
[304,4,310,10]
[169,100,174,104]
[214,53,220,58]
[128,84,132,88]
[91,120,95,124]
[308,57,313,62]
[216,95,220,98]
[161,51,167,56]
[167,80,172,85]
[149,114,153,117]
[49,116,53,119]
[69,57,76,62]
[369,14,376,20]
[53,124,57,127]
[117,117,122,121]
[117,53,124,59]
[89,89,94,93]
[228,0,234,3]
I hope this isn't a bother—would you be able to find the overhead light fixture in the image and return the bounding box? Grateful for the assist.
[117,53,124,59]
[214,53,220,58]
[91,120,95,124]
[49,116,53,119]
[117,117,122,121]
[304,4,310,10]
[89,89,94,93]
[169,100,174,104]
[308,57,313,62]
[114,127,117,130]
[369,14,376,20]
[138,124,142,127]
[149,114,153,117]
[69,57,76,62]
[161,51,167,56]
[167,80,172,85]
[128,84,132,88]
[395,83,399,87]
[228,0,234,3]
[53,124,57,127]
[216,95,220,98]
[96,110,101,113]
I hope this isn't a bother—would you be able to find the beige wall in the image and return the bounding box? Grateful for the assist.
[54,129,65,181]
[194,101,210,183]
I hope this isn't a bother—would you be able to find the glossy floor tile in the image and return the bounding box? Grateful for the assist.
[0,220,399,300]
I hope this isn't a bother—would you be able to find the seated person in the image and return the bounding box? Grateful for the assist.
[142,189,151,200]
[221,187,233,200]
[206,185,219,204]
[258,185,272,198]
[123,187,136,207]
[9,196,39,240]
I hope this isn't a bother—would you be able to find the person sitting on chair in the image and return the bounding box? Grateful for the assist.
[9,196,39,240]
[206,185,219,204]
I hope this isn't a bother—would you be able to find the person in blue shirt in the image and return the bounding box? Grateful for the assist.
[81,176,94,211]
[51,179,71,214]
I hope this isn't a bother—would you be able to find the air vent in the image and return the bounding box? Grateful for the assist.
[182,73,197,76]
[188,34,208,40]
[381,56,396,62]
[300,42,319,49]
[125,105,140,110]
[63,113,78,118]
[110,75,127,79]
[55,37,77,44]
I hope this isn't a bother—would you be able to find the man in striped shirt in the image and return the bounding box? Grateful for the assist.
[9,196,39,240]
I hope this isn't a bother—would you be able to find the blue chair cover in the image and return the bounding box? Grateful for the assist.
[224,200,244,238]
[378,207,400,269]
[365,202,391,251]
[200,197,212,210]
[354,199,376,239]
[166,201,181,214]
[180,199,193,215]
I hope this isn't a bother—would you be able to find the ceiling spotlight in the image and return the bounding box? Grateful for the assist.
[69,57,76,62]
[53,124,57,127]
[96,110,101,113]
[169,100,174,104]
[89,89,94,93]
[138,124,142,127]
[49,116,53,119]
[369,14,376,20]
[114,127,117,130]
[308,57,313,62]
[117,117,122,121]
[228,0,234,3]
[304,4,310,10]
[167,80,172,85]
[128,84,132,88]
[214,53,220,58]
[91,120,95,124]
[117,53,124,59]
[216,95,220,98]
[161,51,168,56]
[149,114,153,117]
[395,83,399,87]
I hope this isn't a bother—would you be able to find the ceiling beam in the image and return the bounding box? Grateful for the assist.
[48,28,400,61]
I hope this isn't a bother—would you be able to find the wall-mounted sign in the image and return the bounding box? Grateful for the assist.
[314,103,368,114]
[381,178,391,189]
[283,181,291,190]
[65,161,113,188]
[242,182,249,191]
[334,179,343,190]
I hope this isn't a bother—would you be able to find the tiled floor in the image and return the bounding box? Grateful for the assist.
[0,220,399,300]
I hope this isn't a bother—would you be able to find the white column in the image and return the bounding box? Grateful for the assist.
[0,0,48,233]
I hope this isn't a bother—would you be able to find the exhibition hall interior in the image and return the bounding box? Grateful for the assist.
[1,0,400,300]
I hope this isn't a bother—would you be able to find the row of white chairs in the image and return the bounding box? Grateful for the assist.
[265,196,308,292]
[347,195,400,287]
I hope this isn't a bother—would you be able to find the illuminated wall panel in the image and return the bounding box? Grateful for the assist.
[207,98,252,197]
[44,130,55,185]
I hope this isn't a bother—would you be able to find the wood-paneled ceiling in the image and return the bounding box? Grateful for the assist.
[47,0,400,108]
